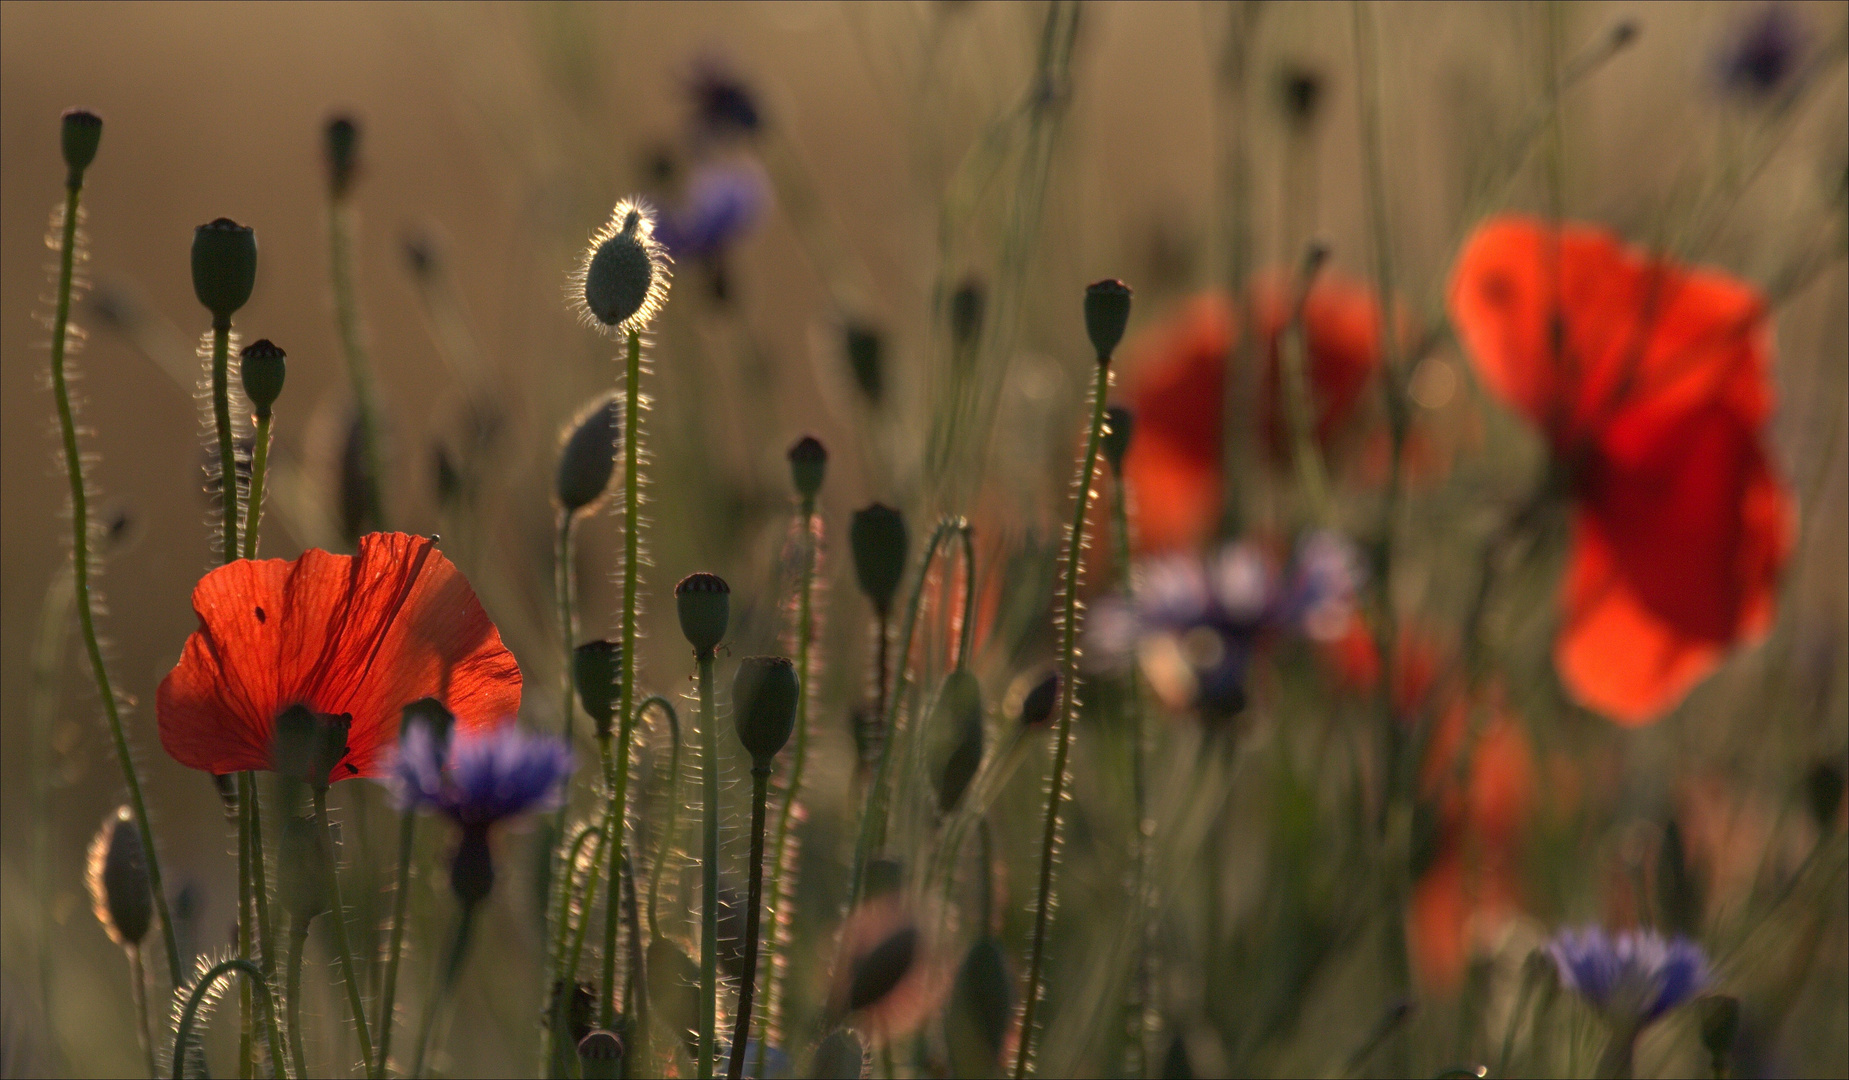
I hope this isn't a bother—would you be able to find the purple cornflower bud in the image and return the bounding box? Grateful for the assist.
[654,162,766,262]
[1716,4,1805,99]
[689,57,762,140]
[1547,925,1707,1026]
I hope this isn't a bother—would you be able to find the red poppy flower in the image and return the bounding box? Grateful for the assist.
[158,532,522,783]
[1448,216,1793,724]
[1121,273,1388,552]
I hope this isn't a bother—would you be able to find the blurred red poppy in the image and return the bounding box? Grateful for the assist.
[158,532,522,783]
[1448,216,1793,724]
[1120,272,1388,552]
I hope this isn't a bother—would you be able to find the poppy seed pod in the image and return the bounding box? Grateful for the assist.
[577,1030,624,1080]
[573,640,622,738]
[675,573,730,656]
[400,697,455,761]
[61,108,103,178]
[949,278,986,351]
[1101,404,1134,474]
[844,322,884,406]
[788,435,828,501]
[931,670,984,814]
[1277,65,1325,129]
[850,503,907,619]
[1018,671,1059,729]
[1083,279,1133,363]
[555,395,620,514]
[733,655,800,766]
[86,807,153,948]
[846,924,920,1013]
[578,200,670,335]
[270,704,351,790]
[325,115,360,198]
[192,218,257,324]
[239,339,287,418]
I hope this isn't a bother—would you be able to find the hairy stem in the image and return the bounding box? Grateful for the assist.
[287,917,310,1080]
[171,959,281,1080]
[211,320,241,564]
[411,902,477,1080]
[314,788,376,1076]
[242,413,271,558]
[329,197,387,531]
[374,807,417,1079]
[48,178,182,987]
[1014,357,1111,1079]
[130,947,156,1079]
[697,650,719,1080]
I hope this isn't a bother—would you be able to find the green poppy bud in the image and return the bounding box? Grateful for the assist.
[578,201,669,334]
[577,1030,624,1080]
[846,924,919,1013]
[1102,404,1134,474]
[949,278,985,352]
[1083,279,1133,364]
[850,503,907,619]
[86,807,152,948]
[555,395,620,514]
[573,641,622,739]
[325,115,360,198]
[931,670,984,814]
[733,655,800,766]
[401,697,455,759]
[947,936,1010,1074]
[239,339,287,418]
[192,218,258,324]
[675,573,730,657]
[844,321,884,406]
[788,435,828,502]
[1018,671,1058,729]
[1276,65,1324,130]
[61,108,103,180]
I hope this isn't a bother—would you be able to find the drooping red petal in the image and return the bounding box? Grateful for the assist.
[158,532,522,781]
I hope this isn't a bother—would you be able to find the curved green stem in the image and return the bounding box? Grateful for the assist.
[313,788,376,1076]
[847,520,959,910]
[170,959,280,1080]
[697,651,719,1080]
[329,196,387,531]
[410,902,477,1080]
[374,806,417,1078]
[1014,357,1111,1079]
[287,917,310,1080]
[642,695,683,943]
[753,501,817,1075]
[242,413,271,559]
[48,177,182,988]
[727,768,772,1080]
[955,522,978,669]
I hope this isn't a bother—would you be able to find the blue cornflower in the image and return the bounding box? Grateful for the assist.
[391,724,572,904]
[1716,4,1805,99]
[1548,925,1708,1026]
[655,162,767,262]
[1089,531,1364,721]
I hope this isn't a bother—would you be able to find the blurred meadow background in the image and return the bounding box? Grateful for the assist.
[2,2,1846,1078]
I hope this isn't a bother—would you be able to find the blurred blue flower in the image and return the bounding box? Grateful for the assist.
[1089,531,1363,721]
[1716,4,1805,98]
[1548,925,1708,1025]
[690,57,762,140]
[655,162,767,262]
[392,723,572,828]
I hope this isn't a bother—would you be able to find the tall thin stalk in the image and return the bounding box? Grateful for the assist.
[1014,357,1112,1079]
[314,788,377,1077]
[696,651,719,1080]
[329,190,387,532]
[374,806,417,1079]
[727,766,772,1080]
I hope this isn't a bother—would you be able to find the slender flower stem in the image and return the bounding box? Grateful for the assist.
[242,413,272,559]
[287,917,311,1080]
[697,650,719,1080]
[243,775,284,1080]
[753,500,817,1076]
[1014,357,1112,1079]
[644,696,683,944]
[411,903,477,1080]
[313,788,377,1077]
[48,178,182,987]
[239,776,255,1079]
[211,319,241,563]
[727,767,772,1080]
[329,196,387,530]
[375,806,417,1078]
[847,521,957,909]
[557,511,578,747]
[1278,248,1334,529]
[129,946,156,1079]
[1108,467,1152,1079]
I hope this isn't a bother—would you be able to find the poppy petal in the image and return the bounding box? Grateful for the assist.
[158,533,521,780]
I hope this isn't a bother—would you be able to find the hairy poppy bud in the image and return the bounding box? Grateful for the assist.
[1277,65,1324,129]
[850,504,907,619]
[192,218,258,324]
[1102,405,1134,474]
[846,924,919,1013]
[86,807,153,948]
[947,936,1010,1075]
[1083,279,1133,364]
[556,395,620,514]
[271,704,351,789]
[733,655,799,766]
[61,108,102,179]
[675,573,730,657]
[401,697,455,760]
[574,641,622,738]
[325,115,359,198]
[239,339,287,418]
[844,321,884,406]
[577,1030,624,1080]
[1018,671,1059,729]
[949,278,986,351]
[931,670,984,814]
[579,201,669,334]
[788,435,827,502]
